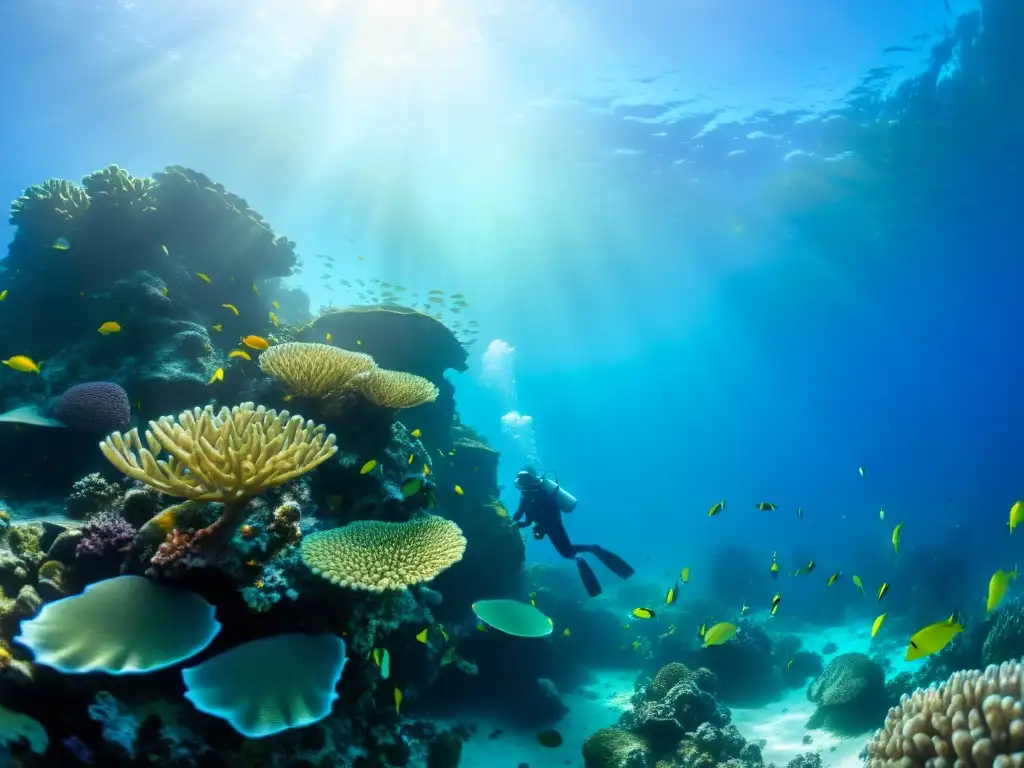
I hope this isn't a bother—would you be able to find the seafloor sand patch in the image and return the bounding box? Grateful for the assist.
[449,668,636,768]
[731,688,867,768]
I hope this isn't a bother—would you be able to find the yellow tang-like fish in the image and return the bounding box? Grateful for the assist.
[905,618,963,662]
[196,272,212,283]
[0,290,8,301]
[987,567,1018,614]
[892,521,904,554]
[454,485,464,496]
[708,500,726,517]
[228,349,251,361]
[771,592,781,616]
[826,572,840,587]
[161,245,169,255]
[1010,501,1024,534]
[52,237,70,250]
[222,303,239,315]
[240,335,269,350]
[207,367,224,384]
[251,283,260,295]
[272,300,281,309]
[703,622,737,647]
[411,428,422,438]
[393,687,403,715]
[852,574,864,595]
[2,356,40,373]
[211,324,222,332]
[632,607,655,620]
[97,321,121,335]
[877,582,889,602]
[681,566,690,583]
[755,501,777,511]
[415,629,429,644]
[665,582,678,606]
[871,612,887,638]
[360,459,377,475]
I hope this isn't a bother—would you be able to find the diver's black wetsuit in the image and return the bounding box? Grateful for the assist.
[514,488,635,597]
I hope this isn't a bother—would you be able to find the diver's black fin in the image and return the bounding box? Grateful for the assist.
[576,558,602,597]
[589,546,636,580]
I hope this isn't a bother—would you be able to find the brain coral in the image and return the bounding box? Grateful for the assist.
[864,660,1024,767]
[301,515,466,592]
[54,382,131,432]
[808,652,884,706]
[649,662,692,700]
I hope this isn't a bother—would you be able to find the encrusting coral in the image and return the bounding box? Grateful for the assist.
[301,515,467,592]
[864,659,1024,767]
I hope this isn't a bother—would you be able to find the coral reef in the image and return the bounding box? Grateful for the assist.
[806,652,889,734]
[982,597,1024,667]
[582,727,652,768]
[864,659,1024,767]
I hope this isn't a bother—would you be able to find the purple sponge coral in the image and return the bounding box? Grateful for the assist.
[53,382,131,432]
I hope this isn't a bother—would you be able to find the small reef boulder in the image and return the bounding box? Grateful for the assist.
[806,652,888,734]
[582,727,652,768]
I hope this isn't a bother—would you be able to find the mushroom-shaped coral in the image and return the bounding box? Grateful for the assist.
[182,634,347,738]
[99,403,337,503]
[301,515,466,592]
[347,368,439,409]
[864,660,1024,767]
[258,342,377,400]
[472,599,554,638]
[14,575,220,674]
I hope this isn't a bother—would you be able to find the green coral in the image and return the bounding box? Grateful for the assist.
[8,177,90,233]
[582,727,650,768]
[81,164,157,215]
[649,662,691,699]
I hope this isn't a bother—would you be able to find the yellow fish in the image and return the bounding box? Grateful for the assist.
[357,339,363,346]
[987,568,1018,614]
[755,502,777,511]
[665,583,678,606]
[905,618,963,662]
[681,566,690,583]
[2,355,40,373]
[196,272,212,284]
[1010,501,1024,534]
[161,245,169,255]
[877,582,889,602]
[161,286,168,296]
[251,283,260,295]
[477,623,488,632]
[325,333,333,342]
[703,622,737,647]
[360,459,377,475]
[771,592,781,616]
[892,522,904,554]
[415,629,428,644]
[708,500,726,516]
[698,622,706,638]
[0,290,7,301]
[562,628,571,637]
[424,464,431,476]
[52,237,70,250]
[770,552,780,579]
[240,335,269,350]
[826,572,840,587]
[529,592,537,606]
[411,428,422,438]
[228,349,251,361]
[222,303,239,316]
[879,507,885,521]
[269,312,280,327]
[393,687,403,715]
[787,658,794,669]
[632,607,655,619]
[852,574,864,595]
[408,453,415,465]
[207,368,224,384]
[272,300,281,310]
[454,485,464,496]
[97,321,121,335]
[871,613,887,638]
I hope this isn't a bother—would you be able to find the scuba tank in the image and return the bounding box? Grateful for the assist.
[515,469,579,513]
[538,472,578,513]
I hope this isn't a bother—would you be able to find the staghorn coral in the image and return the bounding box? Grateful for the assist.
[258,342,376,400]
[347,368,440,409]
[301,515,466,592]
[864,660,1024,767]
[99,402,337,504]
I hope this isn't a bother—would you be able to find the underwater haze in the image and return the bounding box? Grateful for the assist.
[1,1,1023,767]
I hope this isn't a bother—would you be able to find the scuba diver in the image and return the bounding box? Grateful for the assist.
[513,467,635,597]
